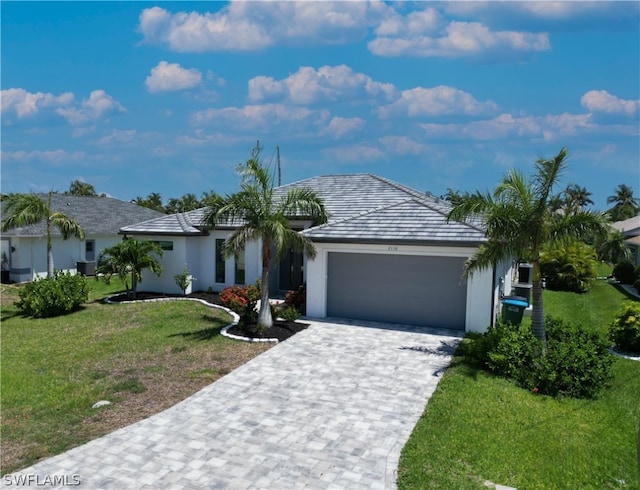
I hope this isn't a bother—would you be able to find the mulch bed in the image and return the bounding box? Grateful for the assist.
[108,291,308,342]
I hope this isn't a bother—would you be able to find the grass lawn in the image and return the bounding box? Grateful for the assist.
[0,278,272,474]
[398,266,640,490]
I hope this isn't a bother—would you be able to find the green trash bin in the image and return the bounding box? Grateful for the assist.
[501,297,528,325]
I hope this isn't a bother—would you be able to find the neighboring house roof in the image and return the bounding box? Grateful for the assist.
[119,174,485,245]
[612,215,640,237]
[625,235,640,246]
[1,194,165,237]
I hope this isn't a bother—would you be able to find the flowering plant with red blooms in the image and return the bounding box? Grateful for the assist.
[219,283,260,325]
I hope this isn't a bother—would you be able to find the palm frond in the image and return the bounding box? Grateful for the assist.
[1,194,49,231]
[50,213,85,240]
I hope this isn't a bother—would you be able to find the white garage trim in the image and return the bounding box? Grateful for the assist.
[306,242,494,332]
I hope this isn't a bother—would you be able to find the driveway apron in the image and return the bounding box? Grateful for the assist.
[13,319,462,489]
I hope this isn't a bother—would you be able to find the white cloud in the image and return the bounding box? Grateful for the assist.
[138,2,388,52]
[1,149,87,165]
[96,129,137,145]
[378,86,498,118]
[1,88,74,119]
[145,61,203,93]
[248,65,397,104]
[420,112,594,141]
[192,104,330,132]
[580,90,639,116]
[324,116,365,138]
[369,20,550,59]
[56,90,126,125]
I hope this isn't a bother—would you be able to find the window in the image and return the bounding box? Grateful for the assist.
[234,248,245,285]
[215,239,225,283]
[152,241,173,251]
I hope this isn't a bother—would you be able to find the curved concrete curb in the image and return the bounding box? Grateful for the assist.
[104,294,280,343]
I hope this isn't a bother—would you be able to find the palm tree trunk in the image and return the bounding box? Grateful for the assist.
[46,216,54,278]
[531,260,547,351]
[257,241,273,329]
[130,272,137,299]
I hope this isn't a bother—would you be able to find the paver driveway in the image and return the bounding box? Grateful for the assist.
[13,319,462,489]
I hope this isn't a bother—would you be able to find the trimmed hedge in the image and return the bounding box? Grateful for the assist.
[610,303,640,354]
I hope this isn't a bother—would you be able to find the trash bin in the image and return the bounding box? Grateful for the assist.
[501,296,528,326]
[514,284,532,305]
[77,260,96,276]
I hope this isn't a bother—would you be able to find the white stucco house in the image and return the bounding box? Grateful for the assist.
[0,194,165,283]
[120,174,513,333]
[612,215,640,265]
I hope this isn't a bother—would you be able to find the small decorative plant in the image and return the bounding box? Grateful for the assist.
[174,265,195,295]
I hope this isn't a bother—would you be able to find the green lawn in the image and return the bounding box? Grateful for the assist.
[0,278,271,474]
[398,268,640,490]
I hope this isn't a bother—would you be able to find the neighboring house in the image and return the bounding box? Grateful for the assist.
[0,194,165,283]
[121,174,513,333]
[612,215,640,265]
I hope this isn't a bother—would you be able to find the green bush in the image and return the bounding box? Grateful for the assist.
[279,305,301,322]
[461,317,613,398]
[610,303,640,353]
[539,241,597,293]
[613,260,636,284]
[16,271,89,318]
[537,317,614,398]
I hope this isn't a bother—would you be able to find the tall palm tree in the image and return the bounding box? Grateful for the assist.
[204,144,328,329]
[96,239,163,299]
[447,147,609,345]
[1,192,85,278]
[607,184,640,221]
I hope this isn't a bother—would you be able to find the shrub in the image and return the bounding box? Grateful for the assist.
[174,266,195,295]
[539,241,597,293]
[16,271,89,318]
[536,317,614,398]
[461,317,613,398]
[609,303,640,354]
[279,305,301,322]
[219,282,260,326]
[613,260,636,284]
[284,284,306,314]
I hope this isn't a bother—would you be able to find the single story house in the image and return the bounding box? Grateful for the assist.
[612,215,640,265]
[120,174,513,333]
[1,194,165,283]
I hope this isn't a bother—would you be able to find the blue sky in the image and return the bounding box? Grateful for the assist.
[2,1,639,210]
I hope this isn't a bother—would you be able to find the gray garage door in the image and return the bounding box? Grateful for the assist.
[327,252,467,330]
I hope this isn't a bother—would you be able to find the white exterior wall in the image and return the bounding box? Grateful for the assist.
[305,241,496,333]
[6,235,125,282]
[136,232,263,295]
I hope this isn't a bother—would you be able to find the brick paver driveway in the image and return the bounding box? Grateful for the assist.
[15,319,462,489]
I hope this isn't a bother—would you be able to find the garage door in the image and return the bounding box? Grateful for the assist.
[327,252,467,330]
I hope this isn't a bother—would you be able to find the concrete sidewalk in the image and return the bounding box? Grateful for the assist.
[10,319,462,489]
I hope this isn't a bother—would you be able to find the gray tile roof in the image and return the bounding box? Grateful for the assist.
[1,194,165,237]
[119,174,485,245]
[301,198,485,244]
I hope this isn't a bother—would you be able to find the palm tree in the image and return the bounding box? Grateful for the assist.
[597,229,631,264]
[1,192,85,278]
[447,147,609,345]
[65,179,98,196]
[607,184,640,221]
[204,144,328,329]
[563,184,593,215]
[96,239,163,299]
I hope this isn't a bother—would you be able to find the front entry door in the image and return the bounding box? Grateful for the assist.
[278,248,303,291]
